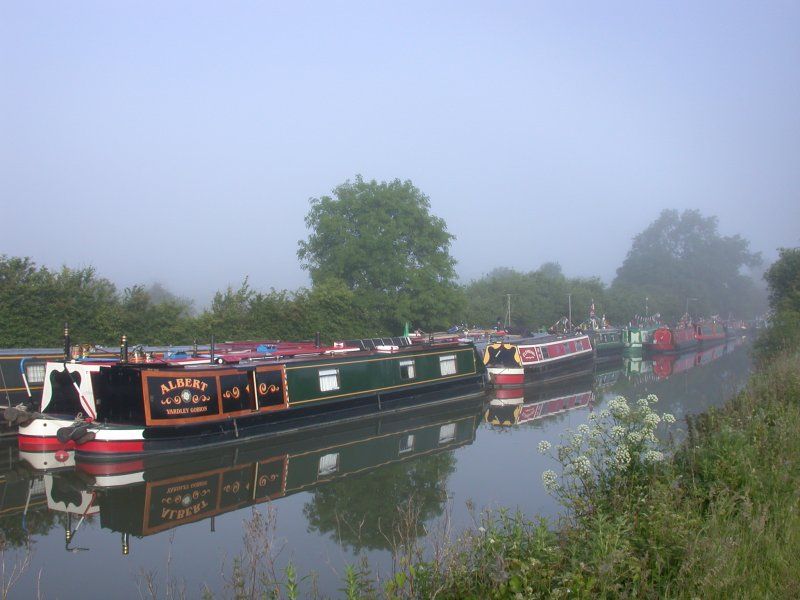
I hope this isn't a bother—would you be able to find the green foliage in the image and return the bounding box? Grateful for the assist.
[613,209,765,321]
[462,264,610,332]
[298,176,463,332]
[755,247,800,359]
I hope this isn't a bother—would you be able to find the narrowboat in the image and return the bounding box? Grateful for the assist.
[1,349,65,413]
[695,318,726,345]
[622,324,660,355]
[579,315,624,360]
[12,335,484,460]
[24,391,482,553]
[643,317,698,354]
[482,332,594,386]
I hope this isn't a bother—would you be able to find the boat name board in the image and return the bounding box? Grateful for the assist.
[142,366,288,425]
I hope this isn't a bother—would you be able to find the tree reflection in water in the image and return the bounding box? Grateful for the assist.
[303,451,455,552]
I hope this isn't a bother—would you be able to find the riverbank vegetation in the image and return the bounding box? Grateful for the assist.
[373,243,799,599]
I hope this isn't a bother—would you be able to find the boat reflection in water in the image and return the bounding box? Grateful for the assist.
[624,336,747,386]
[485,375,595,427]
[16,387,485,554]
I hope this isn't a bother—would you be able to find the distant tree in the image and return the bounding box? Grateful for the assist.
[297,176,463,333]
[613,209,765,321]
[462,264,610,332]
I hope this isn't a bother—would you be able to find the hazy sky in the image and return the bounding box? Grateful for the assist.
[2,1,798,307]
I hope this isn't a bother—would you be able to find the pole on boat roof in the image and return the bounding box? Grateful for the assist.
[192,339,198,357]
[210,334,215,364]
[122,532,129,555]
[63,322,71,361]
[120,335,128,363]
[211,516,216,532]
[314,331,321,348]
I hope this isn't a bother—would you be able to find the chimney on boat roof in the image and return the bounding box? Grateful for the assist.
[315,331,321,348]
[120,335,128,363]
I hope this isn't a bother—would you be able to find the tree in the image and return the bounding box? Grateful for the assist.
[297,176,463,333]
[613,210,765,321]
[755,247,800,358]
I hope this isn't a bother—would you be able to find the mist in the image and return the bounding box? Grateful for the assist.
[2,2,798,308]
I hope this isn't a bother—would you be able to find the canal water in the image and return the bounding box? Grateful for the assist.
[0,338,752,598]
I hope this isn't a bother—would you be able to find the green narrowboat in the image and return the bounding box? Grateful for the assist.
[16,336,484,459]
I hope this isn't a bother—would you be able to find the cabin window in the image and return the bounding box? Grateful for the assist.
[438,423,456,444]
[318,368,340,392]
[399,434,415,454]
[541,346,550,359]
[439,355,457,376]
[25,363,46,384]
[399,359,416,380]
[318,452,340,477]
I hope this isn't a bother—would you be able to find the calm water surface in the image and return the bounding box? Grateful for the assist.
[0,338,752,598]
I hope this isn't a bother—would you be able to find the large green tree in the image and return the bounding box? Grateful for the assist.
[613,210,765,321]
[297,176,463,333]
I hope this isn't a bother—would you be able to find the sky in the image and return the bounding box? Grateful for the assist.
[2,1,798,307]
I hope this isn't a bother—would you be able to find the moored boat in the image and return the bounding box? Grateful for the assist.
[694,318,726,345]
[483,332,593,386]
[643,315,698,354]
[12,335,484,460]
[579,313,624,360]
[622,315,662,355]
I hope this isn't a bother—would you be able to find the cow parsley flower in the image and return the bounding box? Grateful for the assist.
[647,394,658,404]
[542,469,558,491]
[643,450,664,463]
[662,413,676,424]
[537,440,552,454]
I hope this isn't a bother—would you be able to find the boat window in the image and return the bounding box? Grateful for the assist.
[318,368,340,392]
[399,359,416,380]
[563,343,570,354]
[399,434,415,454]
[541,346,550,359]
[25,363,46,384]
[439,355,457,376]
[318,452,340,477]
[438,423,456,444]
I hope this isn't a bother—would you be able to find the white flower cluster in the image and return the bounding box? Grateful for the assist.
[663,413,676,424]
[537,440,552,454]
[542,469,558,491]
[643,450,664,463]
[647,394,658,404]
[614,444,631,467]
[608,396,630,418]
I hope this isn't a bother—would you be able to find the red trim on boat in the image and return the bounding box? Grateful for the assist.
[18,436,73,451]
[492,372,525,386]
